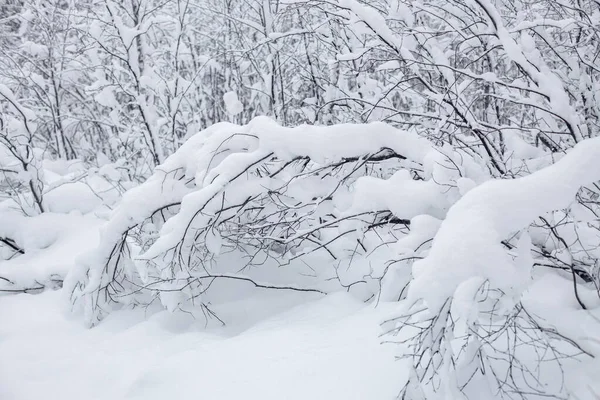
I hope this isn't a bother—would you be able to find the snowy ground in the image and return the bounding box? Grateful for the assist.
[0,290,405,400]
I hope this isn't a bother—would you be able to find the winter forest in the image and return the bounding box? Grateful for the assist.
[1,0,600,398]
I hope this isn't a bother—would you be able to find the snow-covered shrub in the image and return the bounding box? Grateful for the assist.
[385,136,600,399]
[67,117,487,325]
[0,153,129,293]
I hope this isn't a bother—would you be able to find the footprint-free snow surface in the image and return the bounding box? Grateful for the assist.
[0,290,404,400]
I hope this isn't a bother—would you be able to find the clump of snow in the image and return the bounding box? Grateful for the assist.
[223,91,243,115]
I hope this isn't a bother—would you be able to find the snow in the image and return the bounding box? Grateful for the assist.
[0,212,103,292]
[0,290,405,400]
[67,116,480,326]
[144,117,433,260]
[20,40,49,58]
[520,272,600,400]
[2,0,600,398]
[377,60,400,71]
[0,84,37,122]
[351,170,449,220]
[44,182,103,214]
[469,0,584,141]
[409,135,600,312]
[223,91,243,115]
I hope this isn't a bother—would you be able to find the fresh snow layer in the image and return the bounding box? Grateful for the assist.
[0,290,405,400]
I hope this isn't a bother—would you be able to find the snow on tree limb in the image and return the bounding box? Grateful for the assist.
[67,117,476,326]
